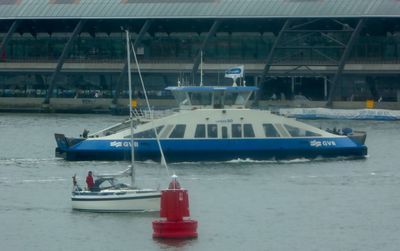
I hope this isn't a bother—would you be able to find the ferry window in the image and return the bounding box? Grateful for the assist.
[232,124,242,138]
[195,124,206,138]
[243,124,255,137]
[275,124,290,137]
[129,126,164,138]
[222,126,228,138]
[263,124,280,137]
[224,92,238,106]
[169,124,186,138]
[305,131,321,137]
[207,124,218,138]
[235,92,247,105]
[213,92,224,108]
[156,126,164,134]
[284,124,320,137]
[160,124,174,138]
[174,92,190,106]
[190,92,212,106]
[284,125,301,137]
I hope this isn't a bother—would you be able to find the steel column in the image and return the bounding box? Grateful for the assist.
[0,20,20,56]
[43,20,86,104]
[112,20,153,105]
[256,19,291,102]
[262,19,291,79]
[291,77,295,94]
[326,19,364,107]
[191,20,221,79]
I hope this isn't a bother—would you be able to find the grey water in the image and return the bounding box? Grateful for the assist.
[1,113,400,251]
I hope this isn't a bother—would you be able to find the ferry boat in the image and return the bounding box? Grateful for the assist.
[55,85,368,162]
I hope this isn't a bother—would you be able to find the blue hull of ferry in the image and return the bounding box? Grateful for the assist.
[56,137,367,162]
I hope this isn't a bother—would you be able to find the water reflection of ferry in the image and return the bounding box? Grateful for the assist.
[55,86,367,162]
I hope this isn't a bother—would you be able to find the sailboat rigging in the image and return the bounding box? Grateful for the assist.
[129,38,170,176]
[70,30,161,212]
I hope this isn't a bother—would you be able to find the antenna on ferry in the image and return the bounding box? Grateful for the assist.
[241,68,245,86]
[200,50,203,86]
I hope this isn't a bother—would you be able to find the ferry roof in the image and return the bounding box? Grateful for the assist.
[0,0,399,20]
[165,86,259,92]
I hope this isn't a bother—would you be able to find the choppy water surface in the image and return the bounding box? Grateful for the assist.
[1,113,400,251]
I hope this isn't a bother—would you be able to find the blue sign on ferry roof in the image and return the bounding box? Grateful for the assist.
[165,86,259,92]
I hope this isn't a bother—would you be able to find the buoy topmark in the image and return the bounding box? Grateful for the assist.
[168,174,181,190]
[152,175,198,239]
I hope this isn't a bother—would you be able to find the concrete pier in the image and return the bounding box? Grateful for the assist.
[1,62,400,75]
[1,97,399,114]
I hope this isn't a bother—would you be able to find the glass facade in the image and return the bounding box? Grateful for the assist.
[2,33,399,63]
[0,32,399,101]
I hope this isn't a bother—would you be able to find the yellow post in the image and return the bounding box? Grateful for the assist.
[131,99,137,108]
[366,99,374,109]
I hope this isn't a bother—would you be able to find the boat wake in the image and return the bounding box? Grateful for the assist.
[20,177,67,183]
[226,158,311,164]
[0,157,58,164]
[165,155,368,166]
[0,177,67,184]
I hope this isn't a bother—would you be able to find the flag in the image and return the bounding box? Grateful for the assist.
[224,65,244,80]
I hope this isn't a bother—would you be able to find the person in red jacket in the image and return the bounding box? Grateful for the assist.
[86,171,95,191]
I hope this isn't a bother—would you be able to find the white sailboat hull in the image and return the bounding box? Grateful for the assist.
[71,189,161,212]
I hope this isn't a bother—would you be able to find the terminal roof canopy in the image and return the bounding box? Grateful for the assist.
[0,0,399,20]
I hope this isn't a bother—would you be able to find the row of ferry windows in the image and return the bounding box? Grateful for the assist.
[188,92,247,106]
[194,124,255,138]
[127,123,321,139]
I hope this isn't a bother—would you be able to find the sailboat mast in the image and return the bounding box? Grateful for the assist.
[126,30,135,186]
[200,50,203,86]
[130,39,170,177]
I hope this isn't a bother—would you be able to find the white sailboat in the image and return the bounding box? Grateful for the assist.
[71,30,161,212]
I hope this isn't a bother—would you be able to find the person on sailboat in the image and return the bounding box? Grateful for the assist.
[72,174,81,191]
[82,129,89,138]
[86,171,95,191]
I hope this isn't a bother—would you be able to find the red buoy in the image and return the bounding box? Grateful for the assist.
[152,175,198,239]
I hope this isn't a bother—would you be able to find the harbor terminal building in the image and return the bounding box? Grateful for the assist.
[0,0,399,112]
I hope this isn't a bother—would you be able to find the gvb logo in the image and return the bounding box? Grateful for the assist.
[110,141,122,148]
[310,140,336,147]
[310,140,322,147]
[110,141,138,148]
[225,68,242,75]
